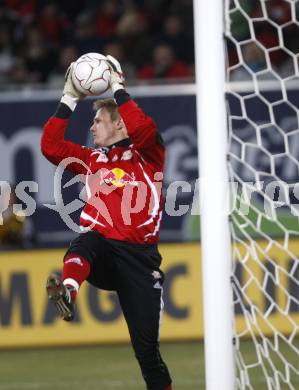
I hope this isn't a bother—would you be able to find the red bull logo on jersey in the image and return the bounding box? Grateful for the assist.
[102,168,138,188]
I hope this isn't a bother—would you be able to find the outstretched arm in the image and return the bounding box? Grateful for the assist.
[106,56,165,170]
[41,64,91,175]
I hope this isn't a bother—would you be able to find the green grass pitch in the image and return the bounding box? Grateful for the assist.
[0,342,203,390]
[0,340,297,389]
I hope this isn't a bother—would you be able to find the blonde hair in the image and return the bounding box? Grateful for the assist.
[93,99,120,122]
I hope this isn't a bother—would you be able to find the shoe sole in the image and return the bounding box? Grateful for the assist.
[46,274,74,322]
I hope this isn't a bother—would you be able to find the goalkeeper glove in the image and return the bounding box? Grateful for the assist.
[106,55,125,94]
[61,63,85,111]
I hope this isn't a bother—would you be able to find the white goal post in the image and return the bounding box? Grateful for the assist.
[195,0,299,389]
[194,0,235,389]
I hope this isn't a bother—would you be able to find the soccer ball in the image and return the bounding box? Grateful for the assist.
[71,53,111,96]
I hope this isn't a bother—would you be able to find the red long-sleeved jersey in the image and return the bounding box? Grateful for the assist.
[41,99,165,244]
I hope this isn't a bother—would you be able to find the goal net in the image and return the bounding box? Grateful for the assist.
[225,1,299,388]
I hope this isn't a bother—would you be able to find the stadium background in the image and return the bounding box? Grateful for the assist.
[0,1,299,389]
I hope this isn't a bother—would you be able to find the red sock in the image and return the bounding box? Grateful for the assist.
[165,385,172,390]
[62,253,91,301]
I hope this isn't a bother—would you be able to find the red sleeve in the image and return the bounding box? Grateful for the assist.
[41,116,91,175]
[118,100,165,170]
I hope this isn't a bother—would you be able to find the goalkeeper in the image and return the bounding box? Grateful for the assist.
[41,55,172,390]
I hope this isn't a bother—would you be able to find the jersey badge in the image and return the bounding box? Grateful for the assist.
[102,168,138,187]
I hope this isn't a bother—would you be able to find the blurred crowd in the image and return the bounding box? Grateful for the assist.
[0,0,298,90]
[228,0,299,81]
[0,184,35,250]
[0,0,194,89]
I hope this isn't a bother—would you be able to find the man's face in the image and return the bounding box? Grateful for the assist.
[90,108,126,147]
